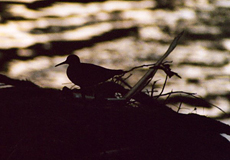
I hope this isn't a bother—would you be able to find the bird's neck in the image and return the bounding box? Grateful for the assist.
[69,63,80,67]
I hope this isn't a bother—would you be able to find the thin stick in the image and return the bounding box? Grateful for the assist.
[177,94,183,113]
[150,80,158,97]
[156,75,168,99]
[157,90,226,114]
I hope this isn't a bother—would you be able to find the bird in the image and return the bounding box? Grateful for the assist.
[55,55,125,90]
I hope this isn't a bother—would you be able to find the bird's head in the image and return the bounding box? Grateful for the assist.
[55,55,80,67]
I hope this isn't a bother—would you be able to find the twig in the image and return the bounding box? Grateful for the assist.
[165,89,173,103]
[177,94,182,113]
[191,95,226,114]
[157,91,196,97]
[122,73,133,81]
[157,90,226,114]
[156,75,168,99]
[117,77,132,89]
[150,80,158,97]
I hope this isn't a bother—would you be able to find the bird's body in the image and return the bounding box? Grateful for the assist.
[55,55,124,88]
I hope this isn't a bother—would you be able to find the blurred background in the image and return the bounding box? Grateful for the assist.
[0,0,229,125]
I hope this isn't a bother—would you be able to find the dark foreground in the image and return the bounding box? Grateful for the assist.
[0,74,230,160]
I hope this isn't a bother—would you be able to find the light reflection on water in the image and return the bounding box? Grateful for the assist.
[0,1,229,124]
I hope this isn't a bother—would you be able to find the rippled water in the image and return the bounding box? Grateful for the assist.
[0,1,229,123]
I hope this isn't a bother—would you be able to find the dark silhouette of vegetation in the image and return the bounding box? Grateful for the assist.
[0,74,230,160]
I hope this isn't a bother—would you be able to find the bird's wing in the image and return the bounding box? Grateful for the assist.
[81,63,123,79]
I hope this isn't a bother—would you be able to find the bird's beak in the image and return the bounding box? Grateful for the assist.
[55,61,67,67]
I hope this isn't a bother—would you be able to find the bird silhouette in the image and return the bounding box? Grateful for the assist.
[55,55,125,90]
